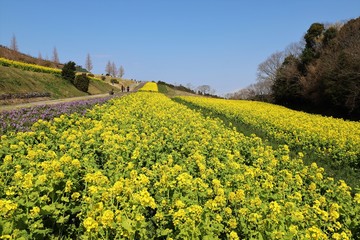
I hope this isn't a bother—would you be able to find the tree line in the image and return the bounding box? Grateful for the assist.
[229,17,360,120]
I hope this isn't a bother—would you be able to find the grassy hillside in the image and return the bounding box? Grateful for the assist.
[158,83,198,97]
[0,65,116,101]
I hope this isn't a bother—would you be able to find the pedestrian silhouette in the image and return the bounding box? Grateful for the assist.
[127,86,130,92]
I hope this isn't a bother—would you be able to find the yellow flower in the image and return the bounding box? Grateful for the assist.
[65,180,73,193]
[101,210,114,227]
[215,214,222,222]
[83,217,98,232]
[229,231,239,240]
[305,226,327,239]
[224,207,232,215]
[235,189,245,202]
[10,144,18,151]
[289,225,298,235]
[269,201,281,217]
[40,195,50,202]
[332,233,341,240]
[3,155,12,164]
[248,213,261,224]
[5,187,16,196]
[71,192,81,200]
[309,182,317,191]
[135,214,144,222]
[14,171,23,181]
[71,159,81,168]
[88,186,98,194]
[37,174,47,185]
[173,209,186,226]
[175,200,185,209]
[54,171,65,179]
[0,199,18,216]
[23,173,34,189]
[29,206,40,218]
[250,196,262,207]
[292,211,304,222]
[228,218,237,229]
[329,203,340,221]
[354,193,360,204]
[315,172,323,180]
[271,230,285,239]
[238,208,248,216]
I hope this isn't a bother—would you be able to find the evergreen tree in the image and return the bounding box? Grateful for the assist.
[61,61,76,83]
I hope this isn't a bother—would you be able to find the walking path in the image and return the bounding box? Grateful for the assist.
[0,81,146,112]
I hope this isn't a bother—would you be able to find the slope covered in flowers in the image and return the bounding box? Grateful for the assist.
[177,96,360,170]
[0,57,61,75]
[1,92,359,239]
[138,82,158,92]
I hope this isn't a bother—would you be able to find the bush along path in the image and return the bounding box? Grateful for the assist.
[0,92,359,239]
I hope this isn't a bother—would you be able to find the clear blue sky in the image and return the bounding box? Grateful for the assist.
[0,0,359,95]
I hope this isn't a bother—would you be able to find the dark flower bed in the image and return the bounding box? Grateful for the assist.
[0,96,114,135]
[0,92,51,100]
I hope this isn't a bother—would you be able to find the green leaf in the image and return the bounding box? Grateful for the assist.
[121,218,133,232]
[56,215,69,224]
[42,204,56,214]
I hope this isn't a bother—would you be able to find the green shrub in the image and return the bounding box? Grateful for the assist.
[87,73,94,77]
[74,73,90,92]
[101,76,106,81]
[110,78,119,84]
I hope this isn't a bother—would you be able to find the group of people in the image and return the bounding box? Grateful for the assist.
[109,85,130,95]
[121,85,130,92]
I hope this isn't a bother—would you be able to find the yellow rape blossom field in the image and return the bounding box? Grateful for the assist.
[0,57,61,75]
[177,96,360,171]
[1,90,360,239]
[138,82,159,92]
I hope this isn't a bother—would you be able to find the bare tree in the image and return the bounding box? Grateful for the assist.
[52,47,59,63]
[111,62,117,77]
[285,41,305,58]
[85,53,93,72]
[197,85,211,95]
[256,51,285,95]
[38,52,42,60]
[118,65,125,78]
[238,87,256,99]
[105,61,112,75]
[186,83,194,91]
[228,87,256,100]
[10,34,18,51]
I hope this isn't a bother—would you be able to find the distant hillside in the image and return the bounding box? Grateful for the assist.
[0,45,64,69]
[0,65,116,104]
[0,45,137,104]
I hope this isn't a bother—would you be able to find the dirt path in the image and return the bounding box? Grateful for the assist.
[0,81,146,112]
